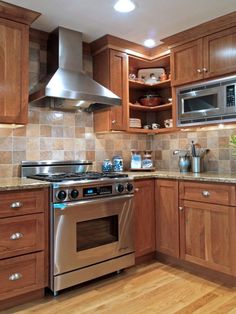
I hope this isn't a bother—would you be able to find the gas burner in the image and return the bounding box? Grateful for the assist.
[27,171,128,182]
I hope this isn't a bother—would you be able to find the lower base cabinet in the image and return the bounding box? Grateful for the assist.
[155,179,236,278]
[134,179,155,259]
[179,200,236,276]
[0,188,48,310]
[156,180,179,258]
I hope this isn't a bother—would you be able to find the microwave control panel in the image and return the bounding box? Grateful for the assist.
[226,84,236,107]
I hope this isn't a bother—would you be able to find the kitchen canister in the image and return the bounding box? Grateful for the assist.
[131,150,142,169]
[112,155,124,172]
[102,159,113,173]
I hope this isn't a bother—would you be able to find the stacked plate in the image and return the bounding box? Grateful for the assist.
[129,118,141,128]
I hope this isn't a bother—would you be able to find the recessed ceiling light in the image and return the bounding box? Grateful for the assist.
[144,39,156,48]
[114,0,136,13]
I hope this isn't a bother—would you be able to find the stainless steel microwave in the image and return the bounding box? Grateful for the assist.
[176,75,236,126]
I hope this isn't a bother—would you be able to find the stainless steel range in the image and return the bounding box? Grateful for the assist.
[21,160,135,295]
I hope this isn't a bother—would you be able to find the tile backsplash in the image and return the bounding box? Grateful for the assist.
[0,38,236,176]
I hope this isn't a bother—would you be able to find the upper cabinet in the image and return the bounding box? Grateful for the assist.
[128,54,175,134]
[91,35,174,133]
[171,27,236,86]
[0,3,40,124]
[93,49,128,132]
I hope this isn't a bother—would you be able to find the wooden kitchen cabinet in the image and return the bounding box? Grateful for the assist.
[134,179,156,260]
[171,27,236,86]
[156,180,179,258]
[0,18,28,124]
[0,187,49,310]
[179,181,236,276]
[93,49,128,132]
[171,39,203,86]
[0,3,40,124]
[128,54,174,133]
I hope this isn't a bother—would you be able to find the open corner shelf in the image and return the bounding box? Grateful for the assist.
[129,102,172,112]
[129,79,171,90]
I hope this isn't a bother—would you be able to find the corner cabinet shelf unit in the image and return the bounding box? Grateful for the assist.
[91,35,176,134]
[127,54,176,134]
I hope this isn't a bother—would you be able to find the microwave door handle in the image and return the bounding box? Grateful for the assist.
[54,194,134,210]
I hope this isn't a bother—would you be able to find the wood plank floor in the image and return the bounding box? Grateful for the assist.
[3,261,236,314]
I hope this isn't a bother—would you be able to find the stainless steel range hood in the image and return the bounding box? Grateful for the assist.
[29,27,121,112]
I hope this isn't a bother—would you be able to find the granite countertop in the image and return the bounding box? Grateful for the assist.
[126,170,236,184]
[0,178,50,191]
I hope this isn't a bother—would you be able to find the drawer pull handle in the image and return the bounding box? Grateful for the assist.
[202,190,210,197]
[10,202,22,209]
[111,120,116,124]
[10,232,23,240]
[9,273,22,281]
[134,188,139,192]
[179,206,183,211]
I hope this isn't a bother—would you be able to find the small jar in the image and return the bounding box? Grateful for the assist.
[142,151,153,169]
[112,155,123,172]
[102,159,112,173]
[131,150,142,169]
[160,71,167,81]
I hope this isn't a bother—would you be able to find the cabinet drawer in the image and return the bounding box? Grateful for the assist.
[180,181,235,206]
[0,214,44,259]
[0,189,45,218]
[0,252,44,301]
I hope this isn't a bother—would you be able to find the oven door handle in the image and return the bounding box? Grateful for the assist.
[53,194,134,210]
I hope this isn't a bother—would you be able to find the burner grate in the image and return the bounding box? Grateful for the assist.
[27,171,128,182]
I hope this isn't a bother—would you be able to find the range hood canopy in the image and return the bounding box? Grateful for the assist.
[29,27,121,111]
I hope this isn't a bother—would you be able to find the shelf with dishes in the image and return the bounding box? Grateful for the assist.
[129,79,171,90]
[129,102,172,112]
[128,53,174,134]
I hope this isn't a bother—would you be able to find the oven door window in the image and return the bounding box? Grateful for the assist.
[183,94,218,113]
[76,215,118,251]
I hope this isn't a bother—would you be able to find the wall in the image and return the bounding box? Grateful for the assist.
[0,40,149,176]
[152,127,236,173]
[0,36,235,176]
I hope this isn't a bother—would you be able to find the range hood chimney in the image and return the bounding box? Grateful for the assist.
[29,27,121,111]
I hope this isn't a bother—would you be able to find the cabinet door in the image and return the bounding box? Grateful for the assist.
[134,179,155,258]
[171,39,203,86]
[156,180,179,257]
[109,50,128,131]
[0,18,28,124]
[180,200,236,276]
[203,27,236,79]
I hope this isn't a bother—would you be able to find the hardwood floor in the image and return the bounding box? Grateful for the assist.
[3,261,236,314]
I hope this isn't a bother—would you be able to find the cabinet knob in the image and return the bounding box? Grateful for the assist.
[111,120,116,124]
[10,201,22,209]
[10,232,23,240]
[134,188,139,192]
[9,273,22,281]
[179,206,183,211]
[202,68,208,73]
[196,69,202,73]
[202,190,210,197]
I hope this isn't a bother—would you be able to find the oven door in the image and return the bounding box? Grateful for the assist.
[52,194,134,275]
[178,87,224,120]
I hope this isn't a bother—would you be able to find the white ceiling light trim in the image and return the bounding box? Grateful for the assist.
[144,39,156,48]
[114,0,136,13]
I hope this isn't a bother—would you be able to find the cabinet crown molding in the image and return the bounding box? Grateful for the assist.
[0,1,40,25]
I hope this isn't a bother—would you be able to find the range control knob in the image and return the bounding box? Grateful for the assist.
[126,183,134,192]
[57,190,67,201]
[70,189,79,199]
[116,184,124,193]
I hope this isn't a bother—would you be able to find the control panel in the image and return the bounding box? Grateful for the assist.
[226,84,236,108]
[53,179,134,203]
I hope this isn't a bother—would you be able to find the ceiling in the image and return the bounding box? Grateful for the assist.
[5,0,236,46]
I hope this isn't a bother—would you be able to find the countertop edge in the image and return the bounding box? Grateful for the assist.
[127,171,236,184]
